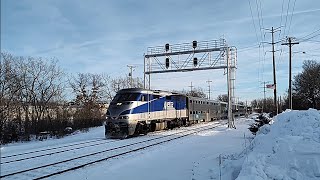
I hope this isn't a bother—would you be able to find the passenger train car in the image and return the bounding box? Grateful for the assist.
[105,88,248,139]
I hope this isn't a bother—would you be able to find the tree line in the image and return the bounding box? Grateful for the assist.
[0,52,143,144]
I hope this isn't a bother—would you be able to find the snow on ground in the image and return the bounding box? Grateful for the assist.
[1,109,319,180]
[50,118,255,180]
[235,109,320,180]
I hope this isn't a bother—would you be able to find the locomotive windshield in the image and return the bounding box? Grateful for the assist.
[111,93,141,103]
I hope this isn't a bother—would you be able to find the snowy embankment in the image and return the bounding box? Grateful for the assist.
[234,109,320,180]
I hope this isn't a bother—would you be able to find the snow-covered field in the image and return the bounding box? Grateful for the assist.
[1,109,319,180]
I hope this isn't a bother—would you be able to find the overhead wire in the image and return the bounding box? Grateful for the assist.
[248,0,263,87]
[277,0,288,66]
[300,33,320,42]
[287,0,297,36]
[248,0,260,44]
[282,0,291,38]
[297,28,320,42]
[255,0,266,83]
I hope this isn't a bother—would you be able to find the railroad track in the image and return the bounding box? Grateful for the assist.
[1,139,119,164]
[1,138,107,159]
[1,121,226,180]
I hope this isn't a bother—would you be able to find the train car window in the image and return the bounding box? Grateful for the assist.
[153,95,160,99]
[190,100,192,103]
[166,96,172,100]
[190,111,193,114]
[140,94,149,101]
[111,93,140,102]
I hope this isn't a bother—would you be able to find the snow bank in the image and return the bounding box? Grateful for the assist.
[236,109,320,180]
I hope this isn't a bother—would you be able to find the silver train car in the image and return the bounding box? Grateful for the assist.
[105,88,248,139]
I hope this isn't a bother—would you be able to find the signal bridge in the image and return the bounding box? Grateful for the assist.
[143,39,237,128]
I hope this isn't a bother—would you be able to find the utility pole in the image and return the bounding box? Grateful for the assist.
[260,81,270,112]
[127,65,136,88]
[189,82,194,95]
[265,27,281,115]
[206,80,212,100]
[281,37,299,110]
[261,81,266,112]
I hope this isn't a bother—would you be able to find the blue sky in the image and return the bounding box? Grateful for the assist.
[1,0,320,102]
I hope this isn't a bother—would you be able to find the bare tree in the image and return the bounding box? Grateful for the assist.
[217,94,228,102]
[101,75,143,103]
[69,73,105,129]
[1,53,65,143]
[0,53,22,141]
[250,97,276,113]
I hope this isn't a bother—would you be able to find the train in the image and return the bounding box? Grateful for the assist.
[104,88,249,139]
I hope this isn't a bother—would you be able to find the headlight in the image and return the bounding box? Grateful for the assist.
[119,116,129,119]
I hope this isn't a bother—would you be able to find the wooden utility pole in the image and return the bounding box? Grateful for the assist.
[271,27,278,115]
[261,81,268,112]
[265,26,281,115]
[206,80,212,100]
[282,37,299,109]
[127,65,136,88]
[189,82,194,95]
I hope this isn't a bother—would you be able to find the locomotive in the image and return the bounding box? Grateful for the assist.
[104,88,247,139]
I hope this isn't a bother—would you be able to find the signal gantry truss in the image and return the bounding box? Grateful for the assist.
[143,39,237,128]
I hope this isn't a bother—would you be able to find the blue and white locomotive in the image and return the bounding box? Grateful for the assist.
[105,88,247,139]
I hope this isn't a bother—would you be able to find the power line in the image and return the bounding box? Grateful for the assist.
[299,33,320,42]
[247,0,260,44]
[237,44,260,52]
[276,0,286,67]
[283,0,292,37]
[297,28,320,40]
[287,0,297,35]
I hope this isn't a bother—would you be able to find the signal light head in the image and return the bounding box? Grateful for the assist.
[165,43,170,51]
[193,57,198,67]
[165,58,169,69]
[192,41,197,49]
